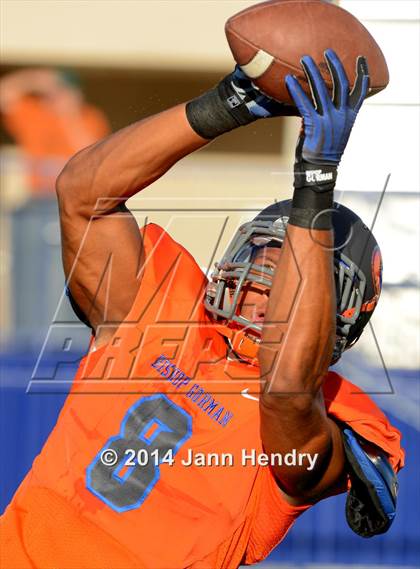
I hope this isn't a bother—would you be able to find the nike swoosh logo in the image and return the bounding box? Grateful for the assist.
[241,388,259,402]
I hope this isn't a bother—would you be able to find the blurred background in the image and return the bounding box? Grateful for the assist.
[0,1,419,567]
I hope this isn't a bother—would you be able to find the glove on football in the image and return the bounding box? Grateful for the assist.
[186,65,297,139]
[221,65,298,120]
[286,49,370,190]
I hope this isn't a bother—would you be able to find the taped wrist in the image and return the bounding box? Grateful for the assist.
[289,188,334,229]
[289,161,336,230]
[185,76,256,139]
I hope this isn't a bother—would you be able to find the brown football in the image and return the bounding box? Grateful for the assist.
[225,0,389,104]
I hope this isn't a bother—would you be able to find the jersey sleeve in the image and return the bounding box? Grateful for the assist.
[323,371,404,473]
[244,466,311,565]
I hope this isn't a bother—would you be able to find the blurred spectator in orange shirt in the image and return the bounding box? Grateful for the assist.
[0,68,110,195]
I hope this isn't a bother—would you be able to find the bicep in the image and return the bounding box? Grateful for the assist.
[59,201,144,338]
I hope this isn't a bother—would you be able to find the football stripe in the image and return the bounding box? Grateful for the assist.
[240,49,274,79]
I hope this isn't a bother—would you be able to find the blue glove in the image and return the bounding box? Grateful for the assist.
[226,65,298,119]
[342,428,398,537]
[286,49,370,166]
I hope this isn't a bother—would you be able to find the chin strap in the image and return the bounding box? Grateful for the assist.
[215,324,260,366]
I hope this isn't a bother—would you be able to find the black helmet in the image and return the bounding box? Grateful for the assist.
[205,200,383,363]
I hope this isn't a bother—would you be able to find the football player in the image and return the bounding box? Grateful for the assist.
[0,51,403,569]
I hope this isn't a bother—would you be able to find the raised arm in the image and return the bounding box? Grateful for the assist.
[259,50,370,501]
[56,105,208,344]
[56,69,291,345]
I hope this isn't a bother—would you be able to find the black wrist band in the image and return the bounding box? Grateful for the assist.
[185,76,256,139]
[294,160,338,190]
[289,187,334,230]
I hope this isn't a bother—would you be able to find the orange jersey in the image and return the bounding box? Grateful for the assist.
[0,224,404,569]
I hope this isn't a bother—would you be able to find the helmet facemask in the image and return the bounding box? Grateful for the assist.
[205,217,286,360]
[333,252,367,362]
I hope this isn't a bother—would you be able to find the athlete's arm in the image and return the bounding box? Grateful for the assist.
[258,51,370,502]
[57,105,208,344]
[57,69,290,345]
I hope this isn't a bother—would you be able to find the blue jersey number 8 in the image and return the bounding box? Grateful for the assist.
[86,394,192,512]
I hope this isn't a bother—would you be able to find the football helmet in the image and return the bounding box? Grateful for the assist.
[205,200,382,364]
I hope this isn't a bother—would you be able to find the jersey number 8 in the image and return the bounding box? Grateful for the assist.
[86,394,192,512]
